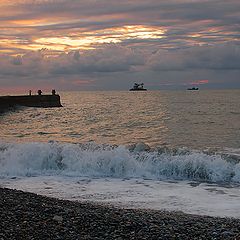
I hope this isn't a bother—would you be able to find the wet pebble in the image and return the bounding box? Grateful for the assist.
[0,187,240,240]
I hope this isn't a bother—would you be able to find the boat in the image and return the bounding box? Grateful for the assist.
[129,83,147,91]
[187,87,199,90]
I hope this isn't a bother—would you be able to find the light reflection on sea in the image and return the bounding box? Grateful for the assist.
[0,90,240,149]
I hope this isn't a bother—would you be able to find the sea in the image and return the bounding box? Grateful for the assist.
[0,90,240,218]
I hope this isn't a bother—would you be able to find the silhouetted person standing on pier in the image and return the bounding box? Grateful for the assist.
[37,90,42,95]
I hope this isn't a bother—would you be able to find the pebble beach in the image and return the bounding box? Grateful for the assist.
[1,187,240,240]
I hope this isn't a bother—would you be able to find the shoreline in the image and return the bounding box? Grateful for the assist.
[1,187,240,239]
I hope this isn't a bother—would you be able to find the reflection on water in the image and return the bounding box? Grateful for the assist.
[0,90,240,149]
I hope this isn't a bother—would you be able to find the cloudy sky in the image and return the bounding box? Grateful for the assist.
[0,0,239,92]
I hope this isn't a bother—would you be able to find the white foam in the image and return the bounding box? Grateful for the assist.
[1,176,240,218]
[0,141,240,183]
[1,141,240,218]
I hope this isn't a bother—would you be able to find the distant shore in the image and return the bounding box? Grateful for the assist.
[0,187,240,239]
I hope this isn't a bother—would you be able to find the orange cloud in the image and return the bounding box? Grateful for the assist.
[72,80,95,86]
[190,80,209,85]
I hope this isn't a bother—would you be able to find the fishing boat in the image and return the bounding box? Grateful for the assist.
[187,87,199,90]
[129,83,147,91]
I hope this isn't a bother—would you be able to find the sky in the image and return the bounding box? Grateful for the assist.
[0,0,239,92]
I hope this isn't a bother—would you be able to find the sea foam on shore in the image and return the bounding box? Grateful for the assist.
[1,141,240,219]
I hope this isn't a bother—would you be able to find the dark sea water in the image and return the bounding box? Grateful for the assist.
[1,90,240,218]
[1,90,240,149]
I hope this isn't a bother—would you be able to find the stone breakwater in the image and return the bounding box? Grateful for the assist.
[0,95,62,112]
[0,188,240,240]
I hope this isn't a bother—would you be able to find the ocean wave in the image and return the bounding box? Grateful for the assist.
[0,141,240,183]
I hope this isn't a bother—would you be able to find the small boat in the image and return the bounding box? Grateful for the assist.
[187,87,199,91]
[129,83,147,91]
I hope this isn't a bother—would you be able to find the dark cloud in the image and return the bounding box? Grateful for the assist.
[0,43,239,90]
[148,43,240,71]
[49,45,145,74]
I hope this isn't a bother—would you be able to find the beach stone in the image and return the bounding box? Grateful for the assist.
[221,230,234,237]
[1,187,240,240]
[134,142,150,152]
[53,215,63,222]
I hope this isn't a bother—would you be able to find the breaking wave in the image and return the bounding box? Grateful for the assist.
[0,141,240,183]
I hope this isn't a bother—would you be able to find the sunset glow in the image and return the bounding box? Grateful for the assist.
[0,24,166,53]
[0,0,239,91]
[33,25,166,51]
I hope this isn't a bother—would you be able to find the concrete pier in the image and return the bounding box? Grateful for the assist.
[0,94,62,112]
